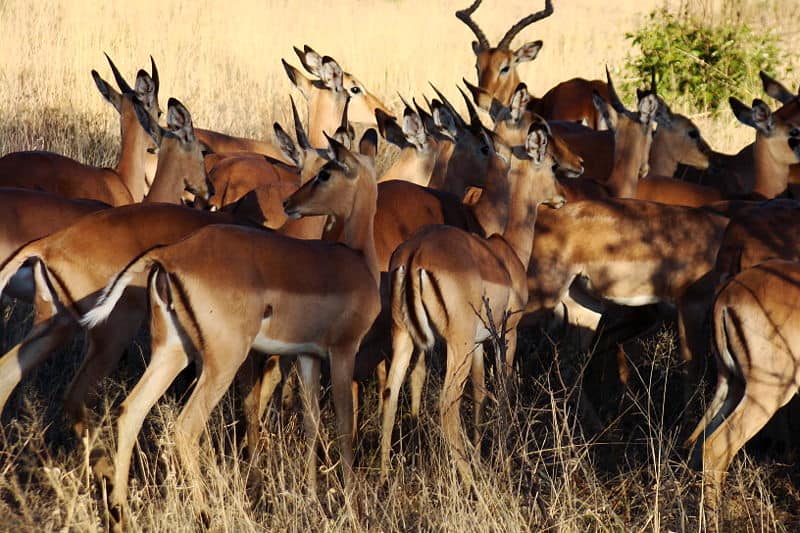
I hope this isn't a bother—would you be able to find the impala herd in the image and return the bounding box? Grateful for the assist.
[0,0,799,529]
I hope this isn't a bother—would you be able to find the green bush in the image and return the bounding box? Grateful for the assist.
[622,8,788,115]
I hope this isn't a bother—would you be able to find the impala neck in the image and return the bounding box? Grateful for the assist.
[648,131,679,176]
[115,100,150,202]
[142,141,201,204]
[308,90,347,148]
[501,160,549,269]
[378,146,437,186]
[752,136,791,198]
[341,160,380,287]
[427,139,456,190]
[471,152,510,236]
[605,123,650,198]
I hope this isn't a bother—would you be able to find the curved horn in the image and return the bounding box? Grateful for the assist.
[429,83,467,129]
[498,0,554,49]
[455,0,490,51]
[104,52,133,94]
[150,55,160,94]
[650,67,657,95]
[458,86,483,132]
[290,96,310,150]
[605,66,630,116]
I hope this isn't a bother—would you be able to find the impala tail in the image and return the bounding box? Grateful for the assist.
[0,242,46,299]
[391,264,442,351]
[80,250,162,329]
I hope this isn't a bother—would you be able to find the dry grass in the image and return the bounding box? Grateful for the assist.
[2,0,800,531]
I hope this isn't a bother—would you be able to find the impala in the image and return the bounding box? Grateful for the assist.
[679,72,800,197]
[381,121,579,484]
[456,0,609,128]
[207,97,348,229]
[196,45,389,169]
[80,131,382,525]
[283,45,392,148]
[0,97,220,437]
[684,260,800,530]
[0,189,108,303]
[0,55,159,205]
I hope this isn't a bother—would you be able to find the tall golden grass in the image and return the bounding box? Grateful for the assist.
[1,1,800,531]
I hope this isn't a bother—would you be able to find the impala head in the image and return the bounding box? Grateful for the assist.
[731,97,800,166]
[456,0,553,108]
[759,70,800,106]
[283,45,392,147]
[425,83,493,192]
[759,71,800,131]
[272,96,351,183]
[642,74,711,171]
[283,130,378,221]
[514,120,576,208]
[594,68,658,178]
[94,54,161,124]
[134,97,213,202]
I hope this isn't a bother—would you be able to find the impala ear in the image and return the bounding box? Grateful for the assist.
[432,101,458,140]
[273,122,304,168]
[376,109,407,148]
[759,70,795,104]
[525,123,549,164]
[359,128,379,160]
[332,126,353,151]
[295,45,323,77]
[592,90,613,131]
[92,71,123,113]
[319,56,344,92]
[402,108,426,149]
[282,59,313,99]
[509,83,530,122]
[134,70,158,115]
[133,98,163,146]
[750,99,775,135]
[638,93,659,125]
[471,40,482,55]
[731,97,774,135]
[166,97,196,144]
[513,41,543,64]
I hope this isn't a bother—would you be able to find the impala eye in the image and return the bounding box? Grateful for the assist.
[317,170,331,182]
[500,65,510,74]
[790,128,800,137]
[350,86,361,95]
[480,144,490,156]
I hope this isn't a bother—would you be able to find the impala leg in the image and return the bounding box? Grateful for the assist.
[64,306,144,439]
[174,347,250,514]
[109,339,189,523]
[330,344,357,489]
[409,350,425,418]
[258,355,282,422]
[350,380,359,444]
[441,331,475,486]
[684,371,733,449]
[235,350,263,459]
[470,343,486,447]
[0,312,75,415]
[297,354,321,494]
[504,328,518,388]
[376,359,387,417]
[700,386,789,526]
[380,328,414,482]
